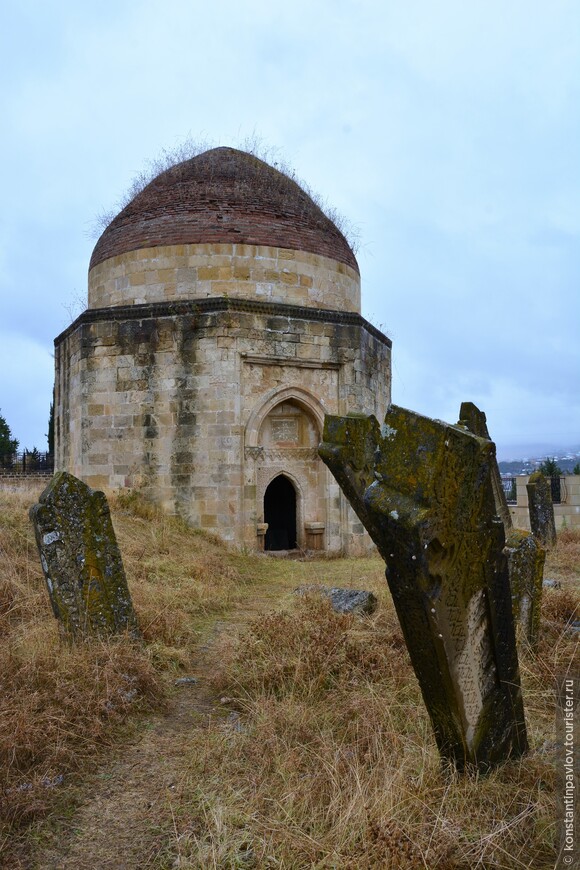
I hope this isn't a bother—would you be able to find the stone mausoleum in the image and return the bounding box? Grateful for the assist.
[54,148,392,552]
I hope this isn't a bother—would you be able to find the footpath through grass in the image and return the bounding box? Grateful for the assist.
[0,486,578,868]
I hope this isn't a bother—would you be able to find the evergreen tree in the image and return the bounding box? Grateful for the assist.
[46,393,55,455]
[0,410,19,459]
[539,457,562,476]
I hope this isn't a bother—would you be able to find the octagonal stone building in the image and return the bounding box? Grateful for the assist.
[55,147,392,552]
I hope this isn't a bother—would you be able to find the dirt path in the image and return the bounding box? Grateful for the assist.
[27,580,295,870]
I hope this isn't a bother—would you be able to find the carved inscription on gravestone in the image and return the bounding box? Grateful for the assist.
[319,406,528,771]
[30,472,140,641]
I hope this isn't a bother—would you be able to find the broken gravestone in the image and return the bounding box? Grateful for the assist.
[319,405,528,772]
[527,471,557,549]
[30,472,140,641]
[459,401,545,646]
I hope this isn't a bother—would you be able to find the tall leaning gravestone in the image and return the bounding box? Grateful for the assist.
[30,472,140,641]
[319,405,528,771]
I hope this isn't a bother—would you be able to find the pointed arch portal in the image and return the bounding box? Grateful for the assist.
[264,475,297,551]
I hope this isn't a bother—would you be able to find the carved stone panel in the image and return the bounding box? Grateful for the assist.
[271,418,299,443]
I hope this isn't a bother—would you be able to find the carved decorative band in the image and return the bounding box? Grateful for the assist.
[244,446,264,460]
[262,448,319,461]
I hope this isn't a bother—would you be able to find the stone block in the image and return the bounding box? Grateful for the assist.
[294,585,378,615]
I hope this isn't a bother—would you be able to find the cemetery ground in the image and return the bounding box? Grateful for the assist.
[0,487,578,869]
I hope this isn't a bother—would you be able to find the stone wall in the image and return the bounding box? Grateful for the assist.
[88,244,360,314]
[0,472,53,488]
[509,475,580,530]
[55,297,391,552]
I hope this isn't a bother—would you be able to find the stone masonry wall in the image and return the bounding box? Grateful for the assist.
[88,244,360,314]
[510,474,580,531]
[55,299,391,552]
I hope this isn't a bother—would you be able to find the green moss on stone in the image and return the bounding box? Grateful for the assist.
[30,472,140,642]
[319,404,528,773]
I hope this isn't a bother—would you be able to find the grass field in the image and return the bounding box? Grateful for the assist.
[0,485,578,868]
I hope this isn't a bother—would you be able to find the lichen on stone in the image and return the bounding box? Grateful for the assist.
[29,472,140,642]
[319,404,528,772]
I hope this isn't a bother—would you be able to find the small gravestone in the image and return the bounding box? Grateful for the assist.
[503,529,545,646]
[319,405,528,772]
[30,472,140,641]
[459,401,545,645]
[527,471,557,549]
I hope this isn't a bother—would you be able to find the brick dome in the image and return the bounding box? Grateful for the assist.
[90,147,358,273]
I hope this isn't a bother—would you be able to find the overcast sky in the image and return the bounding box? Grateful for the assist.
[1,0,578,460]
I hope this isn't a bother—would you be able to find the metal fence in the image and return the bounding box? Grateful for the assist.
[551,476,567,505]
[502,477,518,505]
[0,452,54,473]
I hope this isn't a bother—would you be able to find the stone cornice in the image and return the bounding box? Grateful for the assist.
[54,297,392,348]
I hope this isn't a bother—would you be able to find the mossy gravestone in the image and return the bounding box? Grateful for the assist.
[319,406,528,772]
[30,472,140,641]
[527,471,557,549]
[503,528,545,646]
[459,401,545,646]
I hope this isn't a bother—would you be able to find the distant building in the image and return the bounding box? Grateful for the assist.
[55,148,391,552]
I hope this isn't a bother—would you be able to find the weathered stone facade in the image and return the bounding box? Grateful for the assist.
[55,149,392,552]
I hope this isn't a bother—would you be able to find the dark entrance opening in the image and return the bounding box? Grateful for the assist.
[264,475,297,551]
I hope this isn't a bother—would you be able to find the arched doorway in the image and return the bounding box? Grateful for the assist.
[264,475,297,551]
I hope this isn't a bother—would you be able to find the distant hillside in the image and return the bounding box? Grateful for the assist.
[499,453,580,476]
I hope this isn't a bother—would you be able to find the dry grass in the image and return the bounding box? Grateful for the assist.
[0,486,251,846]
[544,528,580,581]
[93,133,360,253]
[0,489,161,840]
[1,484,579,868]
[111,491,249,658]
[169,531,580,869]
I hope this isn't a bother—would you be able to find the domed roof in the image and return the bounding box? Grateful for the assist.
[90,147,358,273]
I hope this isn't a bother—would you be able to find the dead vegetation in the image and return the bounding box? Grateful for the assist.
[0,486,578,868]
[169,530,579,869]
[92,134,360,253]
[0,487,252,853]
